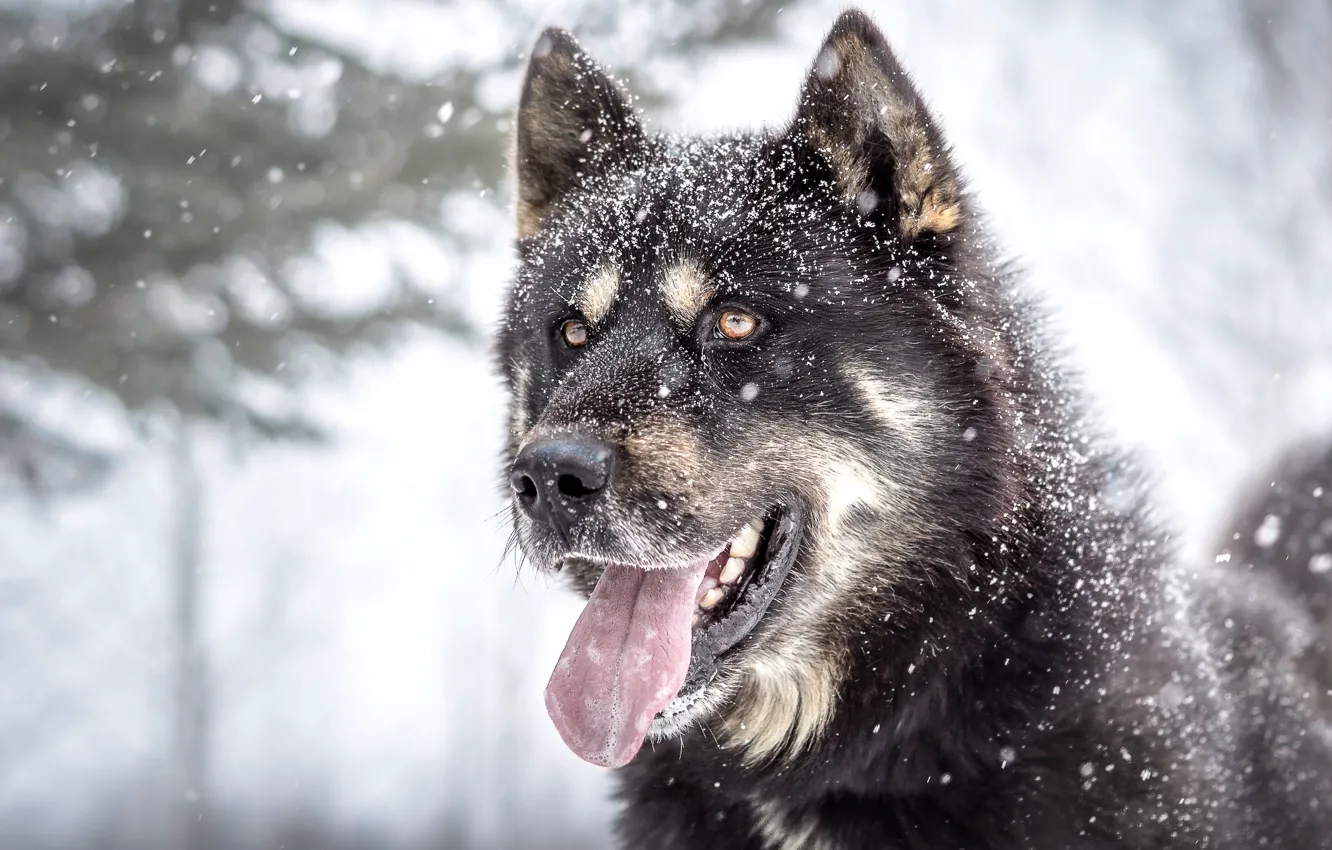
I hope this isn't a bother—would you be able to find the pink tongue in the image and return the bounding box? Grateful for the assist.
[545,560,708,767]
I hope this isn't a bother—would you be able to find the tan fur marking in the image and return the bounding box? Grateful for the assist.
[616,422,717,563]
[509,363,532,443]
[726,641,842,766]
[576,265,621,325]
[515,202,543,242]
[822,456,893,536]
[844,364,940,456]
[896,135,960,237]
[751,799,832,850]
[622,423,710,490]
[660,259,715,328]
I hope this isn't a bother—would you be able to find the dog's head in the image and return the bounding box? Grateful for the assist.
[497,10,1022,768]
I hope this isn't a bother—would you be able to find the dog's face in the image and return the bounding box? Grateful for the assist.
[498,12,1010,768]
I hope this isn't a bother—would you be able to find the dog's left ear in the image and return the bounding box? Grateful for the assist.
[793,11,962,239]
[513,28,645,241]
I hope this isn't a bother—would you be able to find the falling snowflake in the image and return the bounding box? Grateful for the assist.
[1253,513,1281,548]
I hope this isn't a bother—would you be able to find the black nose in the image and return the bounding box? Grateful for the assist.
[510,434,615,538]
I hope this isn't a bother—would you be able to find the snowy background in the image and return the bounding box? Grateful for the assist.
[1,1,1330,848]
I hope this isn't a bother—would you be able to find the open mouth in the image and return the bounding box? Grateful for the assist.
[674,505,805,709]
[543,502,805,768]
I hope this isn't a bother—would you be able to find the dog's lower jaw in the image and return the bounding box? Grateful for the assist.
[647,679,734,741]
[644,644,844,767]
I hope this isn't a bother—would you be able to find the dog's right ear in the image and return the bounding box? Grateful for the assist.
[792,10,963,241]
[513,29,645,241]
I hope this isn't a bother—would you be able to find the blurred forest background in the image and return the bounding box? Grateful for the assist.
[0,0,1329,848]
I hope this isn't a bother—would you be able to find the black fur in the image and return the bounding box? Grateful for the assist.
[497,10,1332,848]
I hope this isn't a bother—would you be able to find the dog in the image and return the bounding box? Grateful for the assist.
[494,10,1332,848]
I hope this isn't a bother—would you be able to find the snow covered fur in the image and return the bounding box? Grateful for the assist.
[495,10,1332,848]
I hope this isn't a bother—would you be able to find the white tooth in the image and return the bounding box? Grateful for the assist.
[692,611,701,627]
[730,521,762,559]
[695,576,718,605]
[720,557,746,584]
[700,587,725,609]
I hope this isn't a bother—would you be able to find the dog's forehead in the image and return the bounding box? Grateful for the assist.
[626,136,772,231]
[519,136,812,322]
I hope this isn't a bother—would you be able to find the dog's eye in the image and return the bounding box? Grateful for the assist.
[561,318,588,348]
[718,310,758,341]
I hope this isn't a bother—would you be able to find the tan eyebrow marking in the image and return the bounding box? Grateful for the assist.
[575,264,621,324]
[660,259,715,328]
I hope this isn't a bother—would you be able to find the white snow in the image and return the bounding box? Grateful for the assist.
[1254,513,1283,549]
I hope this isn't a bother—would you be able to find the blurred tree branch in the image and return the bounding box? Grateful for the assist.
[0,0,788,491]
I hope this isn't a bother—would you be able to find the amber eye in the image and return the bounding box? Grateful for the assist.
[718,310,758,340]
[561,318,588,348]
